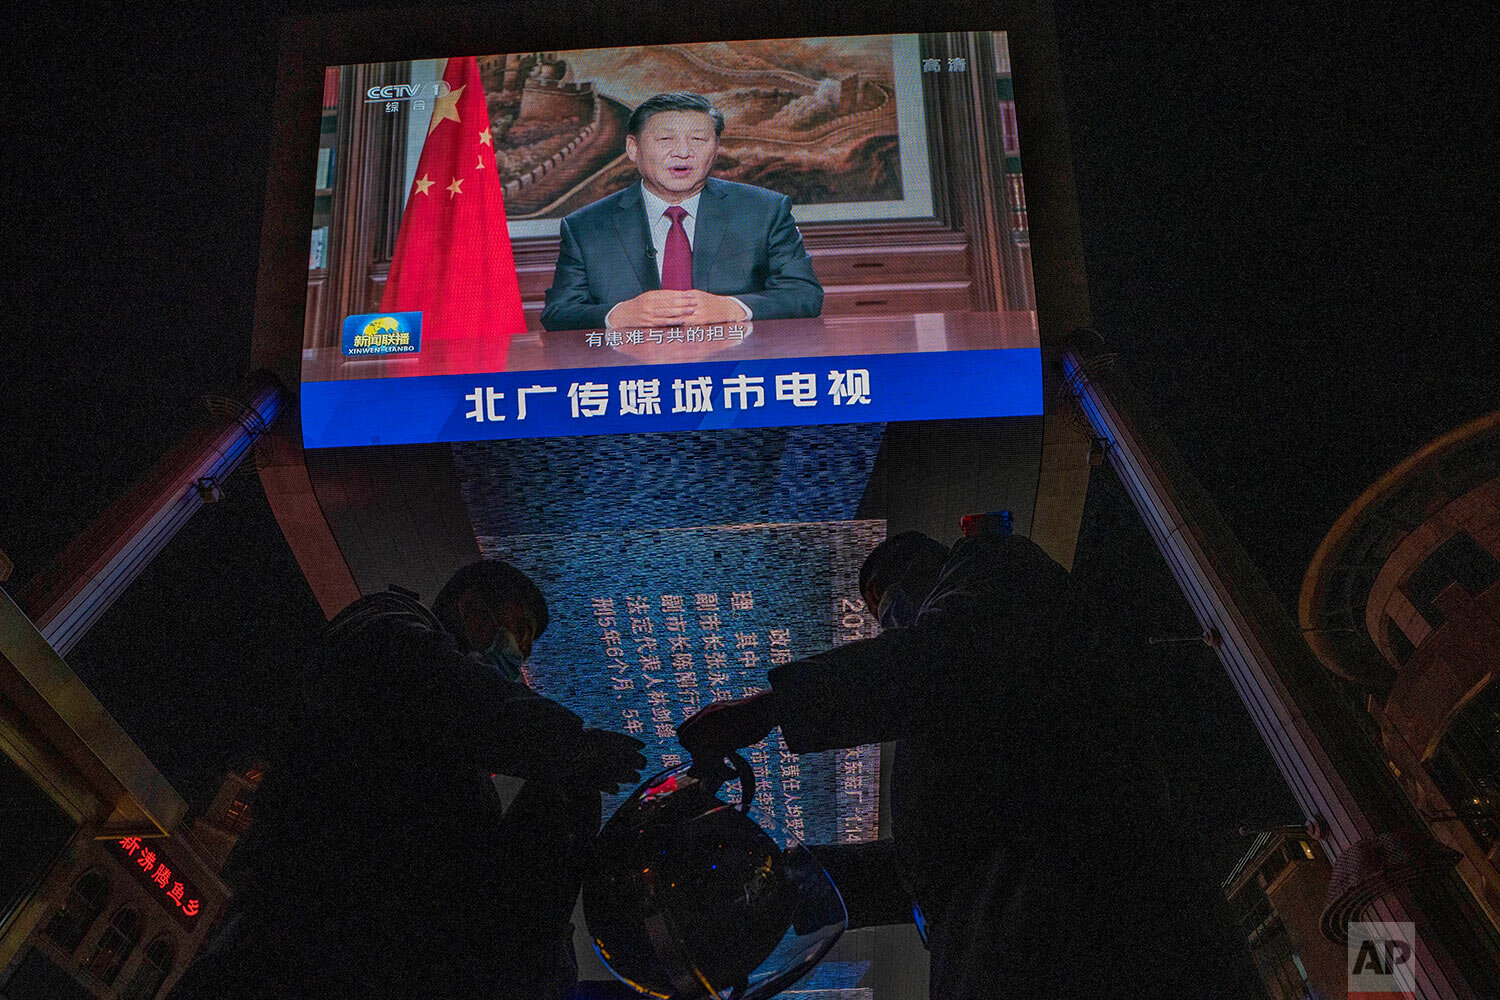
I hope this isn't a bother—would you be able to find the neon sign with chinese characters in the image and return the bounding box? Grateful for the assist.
[115,837,202,929]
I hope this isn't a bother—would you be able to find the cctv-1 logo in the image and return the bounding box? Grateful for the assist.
[365,81,453,102]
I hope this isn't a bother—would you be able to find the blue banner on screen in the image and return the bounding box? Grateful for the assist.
[300,347,1042,448]
[341,311,423,357]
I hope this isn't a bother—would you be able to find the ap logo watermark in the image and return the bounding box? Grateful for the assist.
[1348,921,1416,1000]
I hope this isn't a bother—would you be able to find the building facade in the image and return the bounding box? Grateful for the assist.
[1,565,270,1000]
[1223,831,1348,1000]
[0,765,260,1000]
[0,830,225,1000]
[1300,410,1500,931]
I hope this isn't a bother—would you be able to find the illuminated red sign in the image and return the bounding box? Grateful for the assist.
[115,838,202,929]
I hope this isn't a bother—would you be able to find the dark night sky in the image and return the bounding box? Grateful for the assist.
[2,1,1495,973]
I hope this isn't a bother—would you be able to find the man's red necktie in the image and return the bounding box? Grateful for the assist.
[660,205,693,290]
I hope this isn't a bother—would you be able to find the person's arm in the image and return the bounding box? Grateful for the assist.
[767,617,955,752]
[388,622,643,787]
[733,195,823,321]
[541,216,613,332]
[773,535,1076,752]
[466,665,646,790]
[409,623,589,773]
[679,616,954,760]
[680,535,1064,759]
[468,671,589,774]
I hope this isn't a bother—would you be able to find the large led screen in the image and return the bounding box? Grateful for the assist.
[301,32,1042,448]
[455,423,889,842]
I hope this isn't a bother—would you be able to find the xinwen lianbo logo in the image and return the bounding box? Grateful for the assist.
[341,311,423,357]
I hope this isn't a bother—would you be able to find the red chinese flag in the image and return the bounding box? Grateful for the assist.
[381,56,524,374]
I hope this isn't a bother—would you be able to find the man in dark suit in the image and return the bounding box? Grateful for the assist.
[541,92,823,332]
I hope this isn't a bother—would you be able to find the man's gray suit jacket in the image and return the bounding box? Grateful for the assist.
[540,178,824,331]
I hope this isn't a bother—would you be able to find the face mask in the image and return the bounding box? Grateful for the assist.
[482,628,526,682]
[876,585,921,630]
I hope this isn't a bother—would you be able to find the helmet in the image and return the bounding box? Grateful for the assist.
[583,754,846,999]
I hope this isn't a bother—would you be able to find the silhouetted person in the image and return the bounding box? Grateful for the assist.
[679,527,1186,999]
[169,561,645,1000]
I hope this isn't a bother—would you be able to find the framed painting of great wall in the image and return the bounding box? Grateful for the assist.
[476,36,933,233]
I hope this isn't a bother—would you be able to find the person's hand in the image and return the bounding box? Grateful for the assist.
[606,290,700,328]
[681,292,750,328]
[556,728,648,795]
[677,692,780,763]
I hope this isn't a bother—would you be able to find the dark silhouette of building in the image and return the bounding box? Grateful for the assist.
[181,766,264,875]
[1223,830,1347,999]
[1301,409,1500,931]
